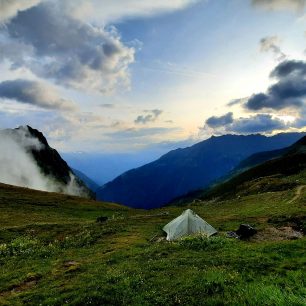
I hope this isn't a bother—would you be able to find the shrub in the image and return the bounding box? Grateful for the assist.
[179,235,234,251]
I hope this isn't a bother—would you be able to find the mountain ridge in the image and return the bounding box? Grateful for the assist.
[97,132,306,209]
[174,135,306,204]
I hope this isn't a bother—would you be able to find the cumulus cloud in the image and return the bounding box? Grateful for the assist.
[206,112,234,128]
[135,109,163,124]
[0,0,41,22]
[0,79,76,110]
[252,0,306,11]
[245,60,306,111]
[1,2,135,93]
[260,36,286,61]
[0,1,200,93]
[204,113,289,134]
[270,60,306,78]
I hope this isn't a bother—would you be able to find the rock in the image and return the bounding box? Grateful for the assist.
[236,224,257,239]
[96,216,108,223]
[227,231,240,239]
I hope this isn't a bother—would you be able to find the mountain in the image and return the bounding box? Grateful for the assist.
[0,125,91,197]
[233,147,288,173]
[176,136,306,203]
[96,132,305,209]
[72,168,99,192]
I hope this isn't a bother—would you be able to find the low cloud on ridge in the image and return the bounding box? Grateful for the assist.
[0,126,87,196]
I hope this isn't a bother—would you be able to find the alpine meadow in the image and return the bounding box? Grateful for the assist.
[0,0,306,305]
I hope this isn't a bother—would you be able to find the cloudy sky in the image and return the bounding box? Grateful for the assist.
[1,0,306,153]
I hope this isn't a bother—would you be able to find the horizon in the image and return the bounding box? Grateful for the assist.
[1,0,306,156]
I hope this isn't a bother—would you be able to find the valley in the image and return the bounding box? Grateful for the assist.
[0,163,305,305]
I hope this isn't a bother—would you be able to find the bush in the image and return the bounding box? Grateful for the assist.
[179,235,234,251]
[0,236,39,256]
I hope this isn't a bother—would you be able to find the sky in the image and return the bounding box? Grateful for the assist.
[1,0,306,154]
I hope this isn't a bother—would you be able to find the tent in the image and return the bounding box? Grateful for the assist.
[163,209,217,241]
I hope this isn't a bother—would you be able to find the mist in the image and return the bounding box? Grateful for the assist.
[0,127,87,196]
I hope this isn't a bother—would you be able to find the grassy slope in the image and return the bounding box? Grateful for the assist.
[0,171,306,306]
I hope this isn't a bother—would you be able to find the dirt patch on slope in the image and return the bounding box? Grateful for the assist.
[0,274,42,298]
[251,227,303,242]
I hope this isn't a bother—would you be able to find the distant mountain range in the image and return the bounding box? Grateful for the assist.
[62,150,175,186]
[176,135,306,203]
[96,132,306,209]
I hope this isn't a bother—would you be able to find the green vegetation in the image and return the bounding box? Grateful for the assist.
[0,169,305,305]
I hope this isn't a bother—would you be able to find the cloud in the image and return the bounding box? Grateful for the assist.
[227,97,249,107]
[107,127,181,139]
[245,60,306,111]
[204,112,289,134]
[260,36,286,61]
[63,0,199,23]
[270,60,306,78]
[252,0,306,11]
[205,112,234,128]
[0,0,41,22]
[135,109,163,124]
[0,1,199,94]
[0,126,86,196]
[228,114,287,134]
[1,2,135,93]
[0,79,76,110]
[99,103,115,108]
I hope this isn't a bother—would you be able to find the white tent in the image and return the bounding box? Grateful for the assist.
[163,209,217,241]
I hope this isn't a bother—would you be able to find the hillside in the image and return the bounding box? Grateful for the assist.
[97,133,305,209]
[0,165,305,305]
[72,169,99,192]
[176,136,306,203]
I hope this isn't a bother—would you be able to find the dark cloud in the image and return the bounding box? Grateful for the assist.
[252,0,306,11]
[228,114,286,134]
[227,98,248,107]
[135,109,163,124]
[0,79,76,110]
[245,60,306,111]
[1,2,135,93]
[203,112,294,134]
[270,60,306,78]
[260,36,286,62]
[206,112,233,128]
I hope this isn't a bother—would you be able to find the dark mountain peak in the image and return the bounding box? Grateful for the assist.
[22,125,49,147]
[0,125,91,197]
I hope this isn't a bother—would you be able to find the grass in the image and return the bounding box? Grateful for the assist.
[0,169,305,305]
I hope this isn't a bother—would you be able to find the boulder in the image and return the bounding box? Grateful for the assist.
[236,224,257,239]
[96,216,108,223]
